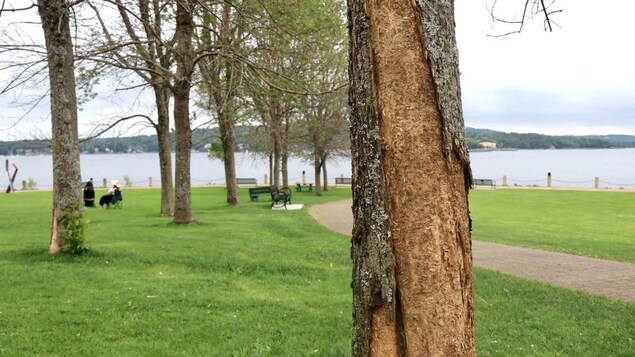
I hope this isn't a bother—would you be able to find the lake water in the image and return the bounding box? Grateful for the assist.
[2,148,634,190]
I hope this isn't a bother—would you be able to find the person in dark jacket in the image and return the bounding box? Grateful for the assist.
[83,179,95,207]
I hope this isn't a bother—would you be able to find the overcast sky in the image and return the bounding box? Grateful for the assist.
[455,0,635,135]
[1,0,634,140]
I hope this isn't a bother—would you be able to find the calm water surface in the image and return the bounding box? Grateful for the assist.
[2,149,634,189]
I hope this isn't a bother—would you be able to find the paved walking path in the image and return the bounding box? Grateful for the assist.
[309,199,635,303]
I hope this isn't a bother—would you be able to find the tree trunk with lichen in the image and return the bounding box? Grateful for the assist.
[348,0,475,355]
[39,0,83,254]
[172,0,195,224]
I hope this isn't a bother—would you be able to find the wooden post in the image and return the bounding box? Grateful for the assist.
[264,174,268,185]
[547,172,552,188]
[5,162,18,193]
[594,176,599,189]
[502,175,507,187]
[103,178,107,188]
[22,180,27,191]
[148,177,153,187]
[302,171,306,185]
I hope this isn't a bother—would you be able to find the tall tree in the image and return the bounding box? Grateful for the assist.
[197,1,244,206]
[172,0,196,224]
[348,0,475,355]
[82,0,176,217]
[38,0,85,254]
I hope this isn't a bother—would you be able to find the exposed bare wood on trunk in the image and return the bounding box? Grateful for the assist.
[173,0,195,224]
[349,0,475,355]
[38,0,83,254]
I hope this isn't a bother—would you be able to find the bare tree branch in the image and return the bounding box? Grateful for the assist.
[488,0,562,37]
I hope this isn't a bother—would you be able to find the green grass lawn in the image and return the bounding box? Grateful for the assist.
[0,187,633,356]
[471,189,635,263]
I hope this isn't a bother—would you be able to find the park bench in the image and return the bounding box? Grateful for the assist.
[270,186,292,208]
[248,186,292,208]
[335,177,352,185]
[248,186,271,202]
[295,183,313,192]
[236,178,257,186]
[473,178,496,189]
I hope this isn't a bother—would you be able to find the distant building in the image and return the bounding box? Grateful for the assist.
[480,141,497,149]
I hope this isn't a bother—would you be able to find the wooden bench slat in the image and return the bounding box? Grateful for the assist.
[473,178,496,189]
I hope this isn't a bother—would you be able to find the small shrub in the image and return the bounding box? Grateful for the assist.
[124,175,132,187]
[60,205,88,255]
[26,178,38,190]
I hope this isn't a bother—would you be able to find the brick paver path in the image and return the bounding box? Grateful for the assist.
[310,199,635,303]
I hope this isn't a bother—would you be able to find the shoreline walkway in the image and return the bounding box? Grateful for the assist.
[309,199,635,303]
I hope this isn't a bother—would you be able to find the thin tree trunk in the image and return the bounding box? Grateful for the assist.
[39,0,83,254]
[282,116,290,188]
[155,86,174,216]
[313,154,322,196]
[273,136,281,187]
[281,150,289,188]
[322,157,328,191]
[349,0,475,355]
[219,111,238,206]
[172,0,195,224]
[269,152,273,185]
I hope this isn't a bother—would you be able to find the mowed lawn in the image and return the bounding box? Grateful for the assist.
[470,189,635,263]
[0,187,633,356]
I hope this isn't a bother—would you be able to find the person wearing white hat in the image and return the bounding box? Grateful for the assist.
[99,181,120,208]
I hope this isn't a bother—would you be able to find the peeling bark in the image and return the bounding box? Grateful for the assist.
[39,0,83,254]
[348,0,475,355]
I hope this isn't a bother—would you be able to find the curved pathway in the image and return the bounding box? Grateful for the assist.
[310,199,635,303]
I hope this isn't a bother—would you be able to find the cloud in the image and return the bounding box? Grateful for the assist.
[462,87,635,134]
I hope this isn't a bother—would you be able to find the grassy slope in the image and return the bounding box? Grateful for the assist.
[0,187,633,356]
[471,189,635,263]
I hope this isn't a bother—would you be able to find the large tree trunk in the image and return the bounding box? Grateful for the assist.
[172,0,195,224]
[39,0,83,254]
[348,0,475,356]
[218,110,238,206]
[155,86,174,216]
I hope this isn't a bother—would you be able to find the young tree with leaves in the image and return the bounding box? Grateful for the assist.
[81,0,176,217]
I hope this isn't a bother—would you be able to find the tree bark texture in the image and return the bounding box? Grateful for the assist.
[322,157,329,191]
[155,86,174,216]
[173,0,195,224]
[313,155,322,196]
[218,110,238,206]
[348,0,475,355]
[39,0,83,254]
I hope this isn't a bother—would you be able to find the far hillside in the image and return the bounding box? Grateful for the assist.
[1,126,634,155]
[466,128,635,150]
